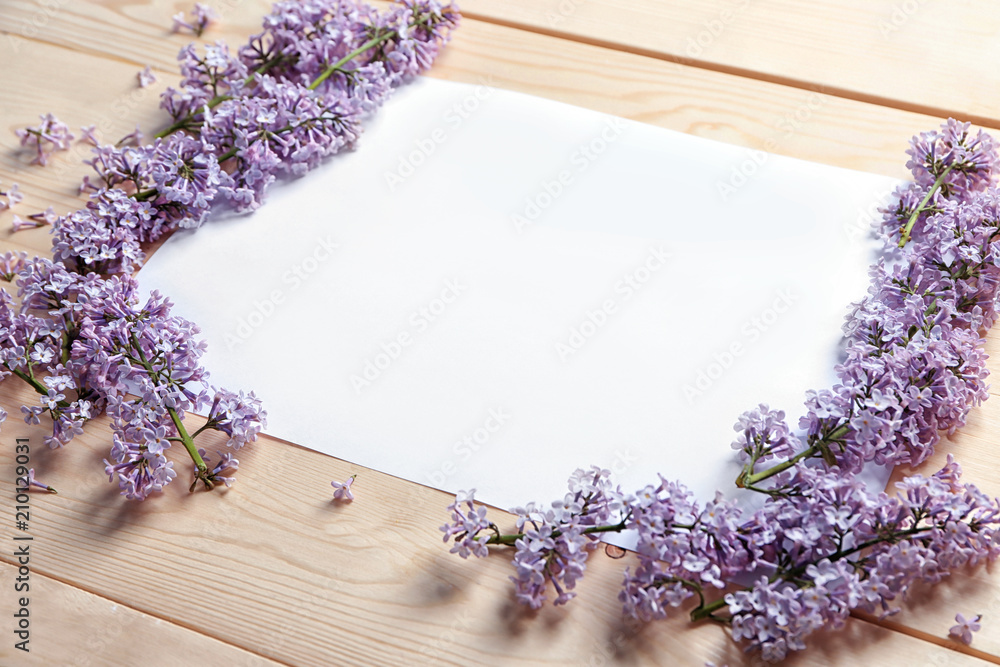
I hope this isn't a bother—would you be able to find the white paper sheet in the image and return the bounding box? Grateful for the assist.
[138,77,900,514]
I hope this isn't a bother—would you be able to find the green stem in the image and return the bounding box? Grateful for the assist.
[486,519,630,547]
[60,329,71,365]
[898,165,954,247]
[190,422,215,439]
[167,405,207,474]
[308,33,393,91]
[8,366,53,399]
[154,93,238,140]
[5,364,72,411]
[689,525,927,623]
[738,424,850,488]
[158,29,396,141]
[691,597,727,622]
[129,335,207,475]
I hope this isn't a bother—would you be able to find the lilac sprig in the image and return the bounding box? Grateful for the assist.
[444,120,1000,663]
[171,3,217,37]
[442,467,630,608]
[2,0,454,498]
[59,0,459,250]
[447,458,1000,663]
[714,458,1000,661]
[735,120,1000,490]
[15,114,74,166]
[1,256,265,498]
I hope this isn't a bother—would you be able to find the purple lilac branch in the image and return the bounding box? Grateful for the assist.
[442,119,1000,662]
[1,0,458,499]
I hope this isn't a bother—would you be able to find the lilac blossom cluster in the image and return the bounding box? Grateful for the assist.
[157,0,459,212]
[442,120,1000,662]
[138,66,158,89]
[443,460,998,661]
[3,0,457,497]
[625,458,999,661]
[0,253,264,499]
[15,113,74,166]
[172,3,217,37]
[735,119,1000,487]
[441,467,628,608]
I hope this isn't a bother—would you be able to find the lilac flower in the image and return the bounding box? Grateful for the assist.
[16,114,75,166]
[331,475,356,501]
[172,3,217,36]
[441,489,493,559]
[0,252,27,281]
[2,0,458,501]
[0,181,22,210]
[731,404,800,472]
[18,468,57,494]
[11,215,45,233]
[204,389,266,449]
[621,479,747,621]
[502,467,625,608]
[83,144,151,193]
[949,613,982,645]
[906,119,998,198]
[147,133,222,228]
[79,125,100,147]
[76,187,164,245]
[200,449,240,488]
[118,124,145,148]
[104,435,177,501]
[30,207,60,226]
[51,206,145,275]
[138,66,157,88]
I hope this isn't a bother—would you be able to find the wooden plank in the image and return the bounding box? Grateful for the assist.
[0,3,960,274]
[874,401,1000,661]
[0,379,995,666]
[0,35,179,258]
[0,1,964,180]
[0,562,284,666]
[1,0,273,72]
[3,0,1000,664]
[457,0,1000,129]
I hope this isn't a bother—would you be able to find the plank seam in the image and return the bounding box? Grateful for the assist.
[461,11,1000,132]
[852,609,1000,665]
[0,554,294,667]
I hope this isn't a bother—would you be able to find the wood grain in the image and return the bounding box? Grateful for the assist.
[0,379,996,666]
[2,0,1000,664]
[0,562,284,666]
[0,0,967,180]
[458,0,1000,129]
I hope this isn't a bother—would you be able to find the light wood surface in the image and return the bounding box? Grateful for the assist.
[458,0,1000,129]
[2,1,1000,665]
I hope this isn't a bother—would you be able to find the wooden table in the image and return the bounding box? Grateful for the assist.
[2,1,1000,664]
